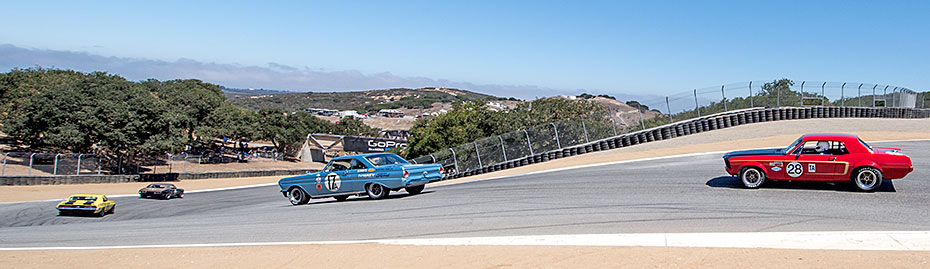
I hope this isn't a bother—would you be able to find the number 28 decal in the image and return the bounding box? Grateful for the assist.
[786,162,803,177]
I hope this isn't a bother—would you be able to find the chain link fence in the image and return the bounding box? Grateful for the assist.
[410,80,927,178]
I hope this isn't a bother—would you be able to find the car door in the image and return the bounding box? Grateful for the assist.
[321,159,351,195]
[341,158,371,193]
[789,140,840,181]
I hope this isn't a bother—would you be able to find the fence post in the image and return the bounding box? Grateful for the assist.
[167,154,172,174]
[608,110,618,136]
[550,123,562,149]
[28,153,35,176]
[76,154,83,175]
[637,103,646,130]
[1,153,8,176]
[197,155,203,173]
[721,85,727,111]
[665,96,673,122]
[892,87,898,107]
[821,82,826,106]
[449,148,459,173]
[777,82,781,107]
[522,129,534,155]
[882,86,889,107]
[748,81,754,107]
[498,136,507,161]
[580,118,589,143]
[858,83,863,107]
[473,142,482,168]
[53,153,60,175]
[97,155,101,175]
[799,81,806,106]
[693,89,700,117]
[429,154,436,163]
[871,85,877,107]
[841,82,846,106]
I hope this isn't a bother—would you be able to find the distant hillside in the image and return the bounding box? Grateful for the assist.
[227,87,513,112]
[221,86,293,98]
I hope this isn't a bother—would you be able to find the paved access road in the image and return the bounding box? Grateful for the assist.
[1,141,928,248]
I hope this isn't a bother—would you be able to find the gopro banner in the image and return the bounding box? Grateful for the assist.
[343,136,408,153]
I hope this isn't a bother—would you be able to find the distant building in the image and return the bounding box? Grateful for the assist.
[378,109,404,118]
[338,110,362,118]
[306,108,339,116]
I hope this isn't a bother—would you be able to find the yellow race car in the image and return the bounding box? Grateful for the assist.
[56,194,116,217]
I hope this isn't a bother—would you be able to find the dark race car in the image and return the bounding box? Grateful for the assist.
[724,133,913,191]
[138,183,185,199]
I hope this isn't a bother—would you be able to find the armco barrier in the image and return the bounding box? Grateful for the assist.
[1,169,316,186]
[443,106,930,179]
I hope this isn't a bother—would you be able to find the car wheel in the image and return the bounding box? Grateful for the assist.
[334,195,349,201]
[108,205,115,214]
[97,209,106,217]
[288,187,309,205]
[164,193,172,200]
[404,185,425,195]
[852,167,883,192]
[366,184,389,200]
[178,192,184,198]
[740,166,766,189]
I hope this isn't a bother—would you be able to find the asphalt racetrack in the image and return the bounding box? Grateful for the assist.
[2,141,928,248]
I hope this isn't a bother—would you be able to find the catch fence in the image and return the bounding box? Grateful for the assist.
[410,80,928,178]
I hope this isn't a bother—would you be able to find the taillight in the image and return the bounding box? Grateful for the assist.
[403,170,409,178]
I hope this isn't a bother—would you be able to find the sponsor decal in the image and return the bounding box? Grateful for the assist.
[316,184,322,190]
[325,173,341,191]
[771,166,782,172]
[786,162,803,177]
[358,173,376,178]
[368,168,375,172]
[343,136,408,153]
[808,163,816,173]
[769,162,783,166]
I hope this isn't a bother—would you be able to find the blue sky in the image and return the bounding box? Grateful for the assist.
[1,0,927,98]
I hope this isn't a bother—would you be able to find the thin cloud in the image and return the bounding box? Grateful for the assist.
[0,44,649,101]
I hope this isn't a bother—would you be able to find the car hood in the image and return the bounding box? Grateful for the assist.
[723,148,784,160]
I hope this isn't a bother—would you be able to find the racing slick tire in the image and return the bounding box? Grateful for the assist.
[404,185,425,195]
[97,209,106,217]
[852,167,883,192]
[108,205,115,214]
[334,195,349,201]
[366,184,389,200]
[178,192,184,198]
[164,193,172,200]
[739,166,766,189]
[288,187,310,205]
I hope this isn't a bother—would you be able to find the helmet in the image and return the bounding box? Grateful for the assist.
[815,141,830,153]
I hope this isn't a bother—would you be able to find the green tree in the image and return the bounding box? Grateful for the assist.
[143,79,225,144]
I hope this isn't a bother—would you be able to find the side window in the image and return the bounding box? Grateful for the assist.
[349,159,368,170]
[102,196,108,202]
[797,140,847,155]
[330,160,350,171]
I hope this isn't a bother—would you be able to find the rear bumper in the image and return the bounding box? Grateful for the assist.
[58,207,101,213]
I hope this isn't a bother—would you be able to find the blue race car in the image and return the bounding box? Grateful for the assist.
[279,153,443,205]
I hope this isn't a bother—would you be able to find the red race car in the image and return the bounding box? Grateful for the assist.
[724,134,913,191]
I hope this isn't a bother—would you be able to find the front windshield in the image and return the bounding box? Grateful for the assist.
[784,137,804,154]
[365,154,410,166]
